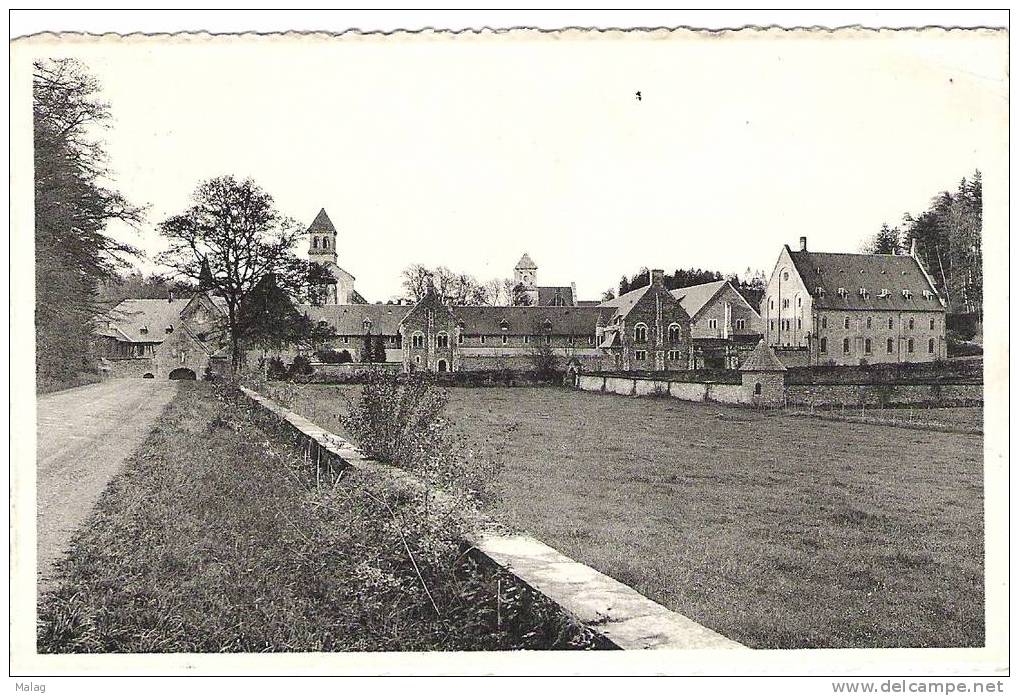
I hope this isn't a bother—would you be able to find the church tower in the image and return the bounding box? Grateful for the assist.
[306,208,356,305]
[308,208,338,266]
[514,253,538,289]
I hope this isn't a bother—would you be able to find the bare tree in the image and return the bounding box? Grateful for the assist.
[158,175,310,370]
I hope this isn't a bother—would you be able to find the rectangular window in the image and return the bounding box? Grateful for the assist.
[667,350,681,361]
[458,334,464,345]
[887,338,894,353]
[797,318,802,330]
[888,318,894,330]
[480,335,486,344]
[502,335,507,345]
[770,320,775,331]
[819,337,827,354]
[865,338,872,354]
[524,335,530,344]
[908,318,914,330]
[844,317,850,330]
[929,318,935,330]
[843,338,851,354]
[821,316,827,329]
[635,350,647,361]
[589,336,595,346]
[708,319,717,329]
[866,317,872,329]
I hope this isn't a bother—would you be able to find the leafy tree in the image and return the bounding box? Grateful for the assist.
[896,171,982,315]
[158,175,312,370]
[862,224,903,254]
[34,58,143,387]
[619,275,630,296]
[236,273,312,356]
[97,270,196,306]
[511,283,532,306]
[361,331,375,363]
[372,334,388,362]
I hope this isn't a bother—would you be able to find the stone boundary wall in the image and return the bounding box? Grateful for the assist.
[579,374,983,408]
[579,374,749,406]
[786,382,983,408]
[239,386,744,651]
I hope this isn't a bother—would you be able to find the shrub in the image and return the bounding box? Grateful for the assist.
[290,355,313,376]
[316,348,353,364]
[267,356,287,380]
[344,369,502,504]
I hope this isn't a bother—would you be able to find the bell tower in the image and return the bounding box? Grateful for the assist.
[308,208,338,266]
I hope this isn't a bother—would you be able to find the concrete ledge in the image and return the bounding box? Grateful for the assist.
[239,386,745,651]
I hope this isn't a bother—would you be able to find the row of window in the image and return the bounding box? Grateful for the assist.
[410,332,592,349]
[820,316,935,331]
[311,236,331,249]
[632,349,685,362]
[770,318,803,332]
[819,337,936,355]
[769,296,802,310]
[704,318,748,330]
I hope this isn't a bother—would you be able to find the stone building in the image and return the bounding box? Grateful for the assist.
[670,279,764,369]
[761,237,947,366]
[597,269,693,371]
[513,253,577,306]
[94,293,229,379]
[307,208,365,305]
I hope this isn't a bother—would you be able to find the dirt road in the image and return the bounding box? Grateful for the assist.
[36,379,179,593]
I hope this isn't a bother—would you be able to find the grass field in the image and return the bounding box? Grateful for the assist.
[786,405,983,432]
[282,383,984,649]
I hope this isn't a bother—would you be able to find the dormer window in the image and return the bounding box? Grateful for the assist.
[837,287,847,298]
[362,318,372,333]
[139,325,149,335]
[858,287,869,299]
[499,319,509,331]
[902,289,913,299]
[922,289,934,300]
[543,319,553,333]
[878,288,890,298]
[165,325,174,334]
[815,286,825,296]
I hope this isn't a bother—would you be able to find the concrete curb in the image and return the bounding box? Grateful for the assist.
[239,386,745,651]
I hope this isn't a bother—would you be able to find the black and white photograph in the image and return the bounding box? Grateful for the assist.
[7,9,1009,689]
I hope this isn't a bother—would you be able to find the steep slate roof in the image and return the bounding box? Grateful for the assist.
[300,303,409,336]
[99,299,191,343]
[536,286,575,306]
[670,280,728,319]
[451,305,612,336]
[515,253,537,270]
[598,284,651,318]
[741,339,787,372]
[787,249,944,312]
[308,208,337,233]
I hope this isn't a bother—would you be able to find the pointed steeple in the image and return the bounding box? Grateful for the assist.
[198,258,215,290]
[308,208,336,233]
[515,253,537,270]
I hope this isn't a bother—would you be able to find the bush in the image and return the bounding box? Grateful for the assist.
[267,356,287,380]
[290,355,313,376]
[316,348,353,364]
[344,369,502,504]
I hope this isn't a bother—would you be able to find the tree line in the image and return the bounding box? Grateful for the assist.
[612,267,768,308]
[862,171,982,315]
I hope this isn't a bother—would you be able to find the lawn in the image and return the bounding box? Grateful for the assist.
[282,383,985,649]
[37,383,595,652]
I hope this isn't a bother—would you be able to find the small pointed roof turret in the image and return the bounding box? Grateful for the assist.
[308,208,337,233]
[740,339,787,372]
[198,258,215,290]
[515,253,537,270]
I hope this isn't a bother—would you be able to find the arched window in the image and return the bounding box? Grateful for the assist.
[909,318,915,330]
[634,323,648,343]
[769,298,774,310]
[888,318,894,330]
[929,318,935,330]
[754,382,762,395]
[843,338,850,354]
[323,237,329,249]
[412,332,424,349]
[865,338,872,354]
[821,316,827,329]
[844,317,850,330]
[820,337,827,354]
[363,318,372,333]
[887,338,894,353]
[928,338,935,353]
[436,332,449,348]
[668,323,681,342]
[907,338,914,353]
[313,236,319,249]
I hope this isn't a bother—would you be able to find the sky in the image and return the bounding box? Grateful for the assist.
[21,29,1008,302]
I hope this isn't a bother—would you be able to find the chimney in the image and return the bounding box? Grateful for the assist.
[799,236,808,252]
[651,269,665,287]
[910,237,918,258]
[167,290,174,303]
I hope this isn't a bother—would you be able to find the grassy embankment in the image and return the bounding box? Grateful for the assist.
[38,382,596,652]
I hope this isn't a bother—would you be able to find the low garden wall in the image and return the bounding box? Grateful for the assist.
[786,382,983,408]
[239,386,744,651]
[580,374,748,405]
